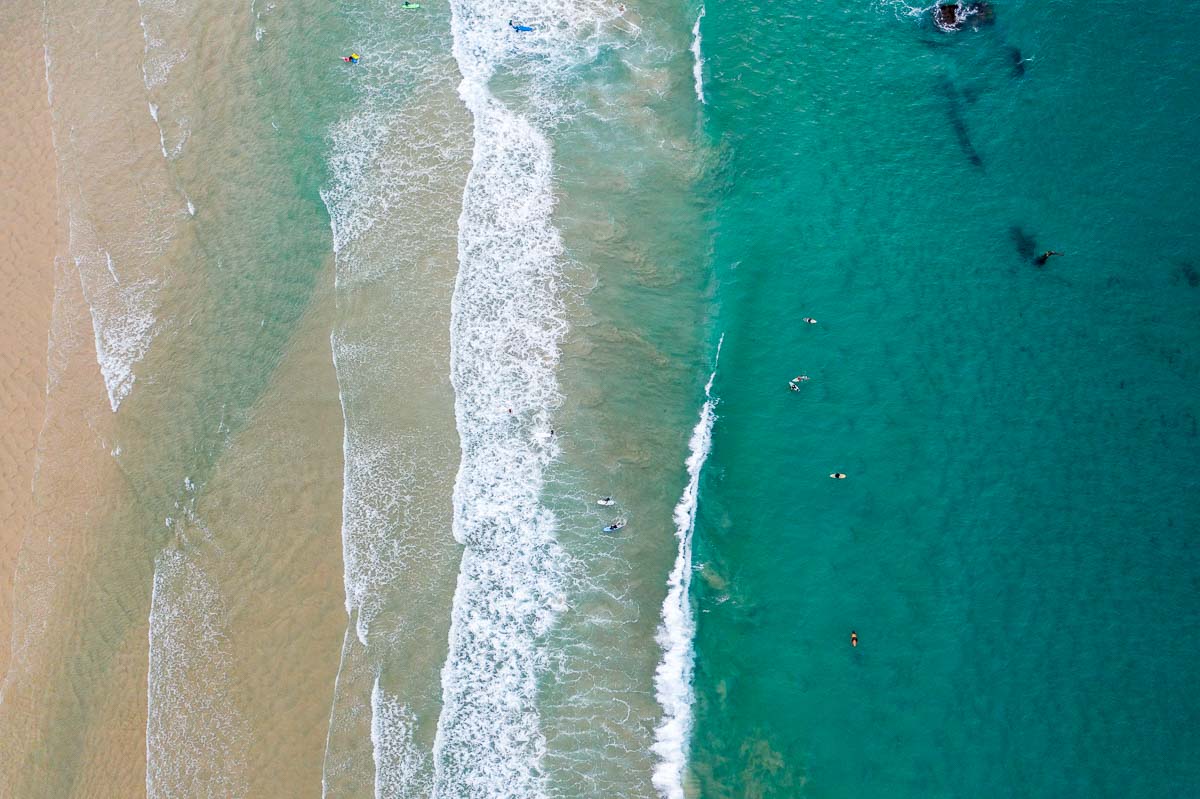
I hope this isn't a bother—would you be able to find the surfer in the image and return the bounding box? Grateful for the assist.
[830,472,846,479]
[342,53,360,63]
[509,19,535,31]
[802,317,817,324]
[789,382,800,392]
[792,375,809,383]
[402,1,420,6]
[1034,250,1063,266]
[851,631,858,647]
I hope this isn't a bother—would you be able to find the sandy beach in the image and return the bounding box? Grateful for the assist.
[0,0,59,688]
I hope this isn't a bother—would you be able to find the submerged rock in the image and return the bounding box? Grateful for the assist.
[935,2,997,31]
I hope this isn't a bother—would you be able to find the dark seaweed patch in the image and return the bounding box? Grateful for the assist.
[938,78,984,168]
[1009,47,1025,78]
[1009,226,1037,262]
[1174,261,1199,287]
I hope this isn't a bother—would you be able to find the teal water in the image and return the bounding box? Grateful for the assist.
[689,0,1200,796]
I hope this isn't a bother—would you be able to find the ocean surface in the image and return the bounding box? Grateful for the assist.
[689,0,1200,796]
[1,0,1197,796]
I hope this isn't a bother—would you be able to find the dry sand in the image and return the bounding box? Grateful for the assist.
[0,0,59,688]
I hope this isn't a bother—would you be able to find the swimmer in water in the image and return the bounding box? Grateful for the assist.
[851,631,858,647]
[342,53,360,63]
[1034,250,1063,266]
[802,317,817,324]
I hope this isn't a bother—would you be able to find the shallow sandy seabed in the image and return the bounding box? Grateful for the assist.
[0,0,58,688]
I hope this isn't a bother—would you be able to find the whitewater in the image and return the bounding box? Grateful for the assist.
[431,0,632,794]
[432,49,567,799]
[651,336,721,799]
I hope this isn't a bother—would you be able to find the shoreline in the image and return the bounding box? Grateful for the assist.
[0,0,59,688]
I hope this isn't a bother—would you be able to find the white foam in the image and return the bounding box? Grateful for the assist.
[320,12,473,796]
[877,0,938,20]
[429,0,626,794]
[319,1,632,793]
[328,335,414,644]
[136,0,187,90]
[69,218,159,411]
[320,13,467,640]
[137,0,192,159]
[321,627,371,798]
[104,250,120,284]
[372,678,432,799]
[146,549,249,798]
[430,96,566,798]
[651,335,722,799]
[42,42,53,106]
[690,7,706,105]
[42,32,166,413]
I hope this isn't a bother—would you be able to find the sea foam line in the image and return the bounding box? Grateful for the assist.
[651,334,722,799]
[430,0,594,793]
[146,548,248,799]
[431,94,566,799]
[690,6,706,105]
[372,677,432,799]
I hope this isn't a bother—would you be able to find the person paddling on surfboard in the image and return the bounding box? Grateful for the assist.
[509,19,535,31]
[851,631,858,647]
[402,1,420,7]
[342,53,360,63]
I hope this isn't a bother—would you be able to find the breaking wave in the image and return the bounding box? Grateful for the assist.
[652,335,722,799]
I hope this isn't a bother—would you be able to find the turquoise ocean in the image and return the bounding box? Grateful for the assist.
[689,0,1200,796]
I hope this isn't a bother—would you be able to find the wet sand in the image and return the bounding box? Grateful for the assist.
[195,273,347,798]
[0,0,59,687]
[0,255,135,798]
